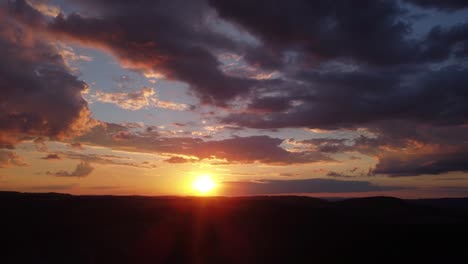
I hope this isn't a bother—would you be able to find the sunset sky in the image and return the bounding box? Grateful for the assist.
[1,0,468,198]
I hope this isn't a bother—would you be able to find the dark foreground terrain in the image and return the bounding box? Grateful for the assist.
[2,192,468,263]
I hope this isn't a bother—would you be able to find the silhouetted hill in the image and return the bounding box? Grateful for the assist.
[1,192,468,263]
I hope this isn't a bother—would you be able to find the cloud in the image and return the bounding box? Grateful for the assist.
[77,124,333,165]
[403,0,468,10]
[53,42,93,73]
[326,167,369,178]
[153,100,190,111]
[222,178,404,195]
[297,138,351,153]
[32,0,257,105]
[210,0,410,65]
[0,2,96,147]
[172,135,332,164]
[205,1,468,148]
[210,0,468,66]
[164,156,198,164]
[182,136,332,165]
[69,142,84,150]
[24,0,61,17]
[10,0,468,114]
[41,154,61,160]
[92,88,153,110]
[0,150,28,168]
[223,64,468,129]
[48,161,94,177]
[31,184,78,191]
[351,122,468,176]
[373,150,468,177]
[9,0,468,127]
[33,137,48,152]
[5,0,468,180]
[62,152,156,168]
[326,172,354,178]
[219,66,468,177]
[87,186,120,190]
[173,123,187,127]
[111,131,133,141]
[92,87,188,111]
[278,173,299,177]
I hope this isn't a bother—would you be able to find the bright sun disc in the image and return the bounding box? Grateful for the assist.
[192,175,216,194]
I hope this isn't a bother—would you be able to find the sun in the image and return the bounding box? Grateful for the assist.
[192,175,216,194]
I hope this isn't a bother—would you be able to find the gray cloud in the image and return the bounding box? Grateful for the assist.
[48,161,94,177]
[0,150,28,168]
[0,1,95,147]
[404,0,468,10]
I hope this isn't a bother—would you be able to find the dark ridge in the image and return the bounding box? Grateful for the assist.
[2,191,468,263]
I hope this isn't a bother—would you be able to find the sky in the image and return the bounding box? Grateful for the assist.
[1,0,468,198]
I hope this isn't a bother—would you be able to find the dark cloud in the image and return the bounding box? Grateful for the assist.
[0,2,95,147]
[421,22,468,61]
[8,0,468,112]
[208,0,468,166]
[48,161,94,177]
[223,64,468,129]
[222,178,404,195]
[212,0,468,65]
[326,172,354,178]
[41,154,61,160]
[210,0,419,66]
[350,122,468,176]
[220,65,468,176]
[246,96,296,113]
[40,0,256,105]
[327,166,371,178]
[404,0,468,10]
[373,150,468,177]
[299,138,350,153]
[9,0,468,124]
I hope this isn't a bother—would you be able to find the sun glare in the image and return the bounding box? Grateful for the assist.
[192,175,216,194]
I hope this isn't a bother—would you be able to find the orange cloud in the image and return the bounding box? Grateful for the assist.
[92,87,188,111]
